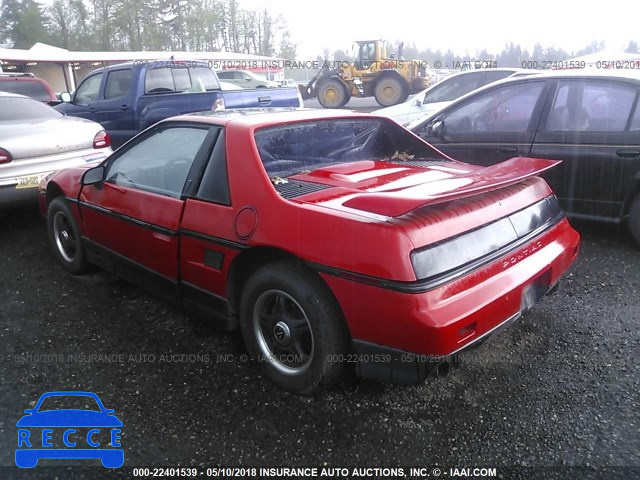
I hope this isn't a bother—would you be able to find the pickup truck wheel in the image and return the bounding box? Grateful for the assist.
[374,76,406,106]
[239,261,351,394]
[47,197,89,275]
[317,79,347,108]
[629,194,640,246]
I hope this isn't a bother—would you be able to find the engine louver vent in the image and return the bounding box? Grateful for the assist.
[275,180,331,199]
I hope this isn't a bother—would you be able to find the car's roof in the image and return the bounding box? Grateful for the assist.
[172,108,371,128]
[522,68,640,81]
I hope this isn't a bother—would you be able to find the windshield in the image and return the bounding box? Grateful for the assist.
[0,97,61,121]
[254,118,449,178]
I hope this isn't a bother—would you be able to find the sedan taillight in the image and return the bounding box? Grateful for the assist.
[0,148,12,164]
[93,131,111,149]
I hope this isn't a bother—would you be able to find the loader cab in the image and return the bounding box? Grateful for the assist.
[356,40,386,68]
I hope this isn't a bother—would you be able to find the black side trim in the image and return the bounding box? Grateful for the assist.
[83,237,178,305]
[181,281,237,331]
[308,210,565,294]
[180,229,248,250]
[65,196,79,204]
[79,201,176,236]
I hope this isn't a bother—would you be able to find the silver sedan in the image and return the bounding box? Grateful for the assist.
[0,92,112,206]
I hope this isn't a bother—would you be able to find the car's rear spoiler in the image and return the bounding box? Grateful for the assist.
[343,157,560,217]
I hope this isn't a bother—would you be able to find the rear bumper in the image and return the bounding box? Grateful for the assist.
[0,148,110,206]
[321,218,580,383]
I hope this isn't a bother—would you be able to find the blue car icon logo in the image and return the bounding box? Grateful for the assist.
[16,391,123,468]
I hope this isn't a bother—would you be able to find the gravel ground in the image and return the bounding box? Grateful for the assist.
[0,205,638,480]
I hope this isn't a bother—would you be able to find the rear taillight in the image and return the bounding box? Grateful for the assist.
[0,148,11,164]
[212,97,225,112]
[93,131,111,149]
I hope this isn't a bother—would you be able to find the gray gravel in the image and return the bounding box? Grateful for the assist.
[0,206,638,480]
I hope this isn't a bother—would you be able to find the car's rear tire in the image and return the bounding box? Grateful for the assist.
[629,194,640,246]
[239,261,351,394]
[47,197,89,274]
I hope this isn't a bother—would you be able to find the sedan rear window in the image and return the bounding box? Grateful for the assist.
[254,118,449,177]
[0,80,51,102]
[0,97,61,121]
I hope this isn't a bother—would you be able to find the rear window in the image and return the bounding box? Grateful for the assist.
[254,118,448,177]
[0,97,61,121]
[144,65,220,94]
[0,79,52,102]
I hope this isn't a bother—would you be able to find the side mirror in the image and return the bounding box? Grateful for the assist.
[81,166,105,186]
[60,92,71,103]
[414,98,422,107]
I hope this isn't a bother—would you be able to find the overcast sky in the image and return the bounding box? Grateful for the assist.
[239,0,639,59]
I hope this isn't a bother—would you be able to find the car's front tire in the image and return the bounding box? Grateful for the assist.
[47,197,89,274]
[239,261,351,394]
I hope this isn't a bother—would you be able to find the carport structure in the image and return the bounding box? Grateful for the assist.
[0,42,284,93]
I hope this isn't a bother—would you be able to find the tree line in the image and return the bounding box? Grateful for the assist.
[331,40,640,68]
[1,0,638,67]
[0,0,297,59]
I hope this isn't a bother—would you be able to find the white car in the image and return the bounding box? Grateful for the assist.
[375,68,537,126]
[216,69,279,89]
[0,92,112,206]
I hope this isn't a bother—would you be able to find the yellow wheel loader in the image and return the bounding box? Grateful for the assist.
[300,40,433,108]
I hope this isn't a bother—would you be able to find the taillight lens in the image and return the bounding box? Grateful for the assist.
[93,130,111,149]
[0,148,11,164]
[212,97,225,112]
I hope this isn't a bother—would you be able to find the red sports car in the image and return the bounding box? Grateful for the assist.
[40,109,580,394]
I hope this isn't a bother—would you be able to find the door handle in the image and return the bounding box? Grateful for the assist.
[616,149,640,159]
[497,146,518,155]
[258,96,272,106]
[89,107,96,113]
[120,105,129,111]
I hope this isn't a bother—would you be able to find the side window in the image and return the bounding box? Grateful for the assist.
[145,68,174,93]
[189,67,219,90]
[104,69,133,100]
[423,72,485,104]
[105,126,210,197]
[74,74,103,105]
[630,101,640,131]
[545,80,637,132]
[197,130,230,205]
[444,81,545,133]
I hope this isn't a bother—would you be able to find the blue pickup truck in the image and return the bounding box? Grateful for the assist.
[55,60,303,147]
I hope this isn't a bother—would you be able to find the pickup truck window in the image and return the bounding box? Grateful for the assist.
[255,118,448,178]
[105,69,133,100]
[145,66,220,94]
[105,126,210,197]
[75,73,103,105]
